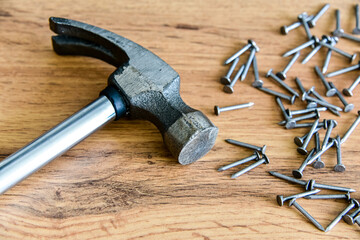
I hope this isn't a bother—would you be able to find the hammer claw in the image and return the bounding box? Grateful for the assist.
[52,35,120,67]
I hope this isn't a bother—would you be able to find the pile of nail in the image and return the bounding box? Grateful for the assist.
[270,171,359,232]
[216,3,360,232]
[218,139,268,178]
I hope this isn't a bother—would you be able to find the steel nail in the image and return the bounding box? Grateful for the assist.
[306,179,356,193]
[258,86,296,104]
[297,119,319,155]
[231,155,269,178]
[266,69,299,97]
[276,97,293,126]
[294,127,322,146]
[289,199,325,231]
[268,171,306,186]
[292,148,316,178]
[313,132,325,169]
[308,4,330,28]
[353,4,360,34]
[225,139,266,154]
[326,61,360,78]
[343,75,360,96]
[298,12,313,41]
[224,40,258,65]
[277,189,320,206]
[276,52,300,80]
[306,139,335,165]
[221,57,240,85]
[214,102,254,115]
[321,120,337,150]
[302,93,343,112]
[241,47,257,81]
[322,37,337,74]
[304,192,351,200]
[319,40,357,63]
[325,199,359,232]
[341,110,360,145]
[295,77,317,108]
[252,55,263,88]
[328,82,354,112]
[283,36,319,57]
[292,121,325,129]
[315,65,336,96]
[308,87,341,115]
[344,207,360,225]
[280,15,314,34]
[223,64,245,93]
[334,135,345,172]
[302,37,328,64]
[287,107,327,118]
[218,152,261,172]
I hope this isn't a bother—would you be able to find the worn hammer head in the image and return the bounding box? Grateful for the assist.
[49,17,218,165]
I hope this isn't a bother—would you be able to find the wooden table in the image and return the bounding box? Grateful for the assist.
[0,0,359,239]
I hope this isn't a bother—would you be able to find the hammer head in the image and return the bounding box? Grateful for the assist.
[49,17,218,165]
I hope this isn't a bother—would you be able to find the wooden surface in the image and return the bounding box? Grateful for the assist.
[0,0,359,239]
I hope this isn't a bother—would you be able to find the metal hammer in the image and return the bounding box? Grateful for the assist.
[0,17,218,195]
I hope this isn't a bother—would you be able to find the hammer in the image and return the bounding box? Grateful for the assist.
[0,17,218,195]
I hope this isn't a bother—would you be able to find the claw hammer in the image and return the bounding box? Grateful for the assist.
[0,17,218,195]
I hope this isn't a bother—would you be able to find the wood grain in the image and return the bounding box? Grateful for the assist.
[0,0,360,239]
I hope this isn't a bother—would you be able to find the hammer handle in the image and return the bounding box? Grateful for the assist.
[0,96,116,195]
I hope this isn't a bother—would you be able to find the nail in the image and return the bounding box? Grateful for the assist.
[321,120,337,150]
[268,171,306,186]
[292,121,326,129]
[276,51,300,80]
[325,199,359,232]
[326,61,360,78]
[218,151,261,172]
[295,77,317,108]
[353,4,360,34]
[283,36,319,57]
[223,64,245,93]
[294,127,322,146]
[266,69,299,97]
[258,86,296,104]
[302,37,328,64]
[337,31,360,43]
[308,4,330,28]
[308,87,341,116]
[220,57,240,85]
[306,139,335,165]
[328,82,354,112]
[319,40,357,63]
[231,155,269,178]
[224,40,258,65]
[341,110,360,145]
[241,47,257,81]
[306,179,355,192]
[344,207,360,225]
[302,93,343,112]
[290,110,320,123]
[298,12,313,41]
[314,65,336,97]
[313,132,325,169]
[297,119,319,155]
[322,37,337,74]
[225,139,266,154]
[252,55,263,88]
[343,75,360,96]
[289,199,325,231]
[304,192,350,200]
[214,102,254,115]
[276,97,293,127]
[277,189,320,206]
[292,148,316,178]
[280,15,314,34]
[286,107,327,118]
[334,135,345,172]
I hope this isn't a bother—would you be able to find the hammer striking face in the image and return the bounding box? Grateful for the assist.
[0,17,218,195]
